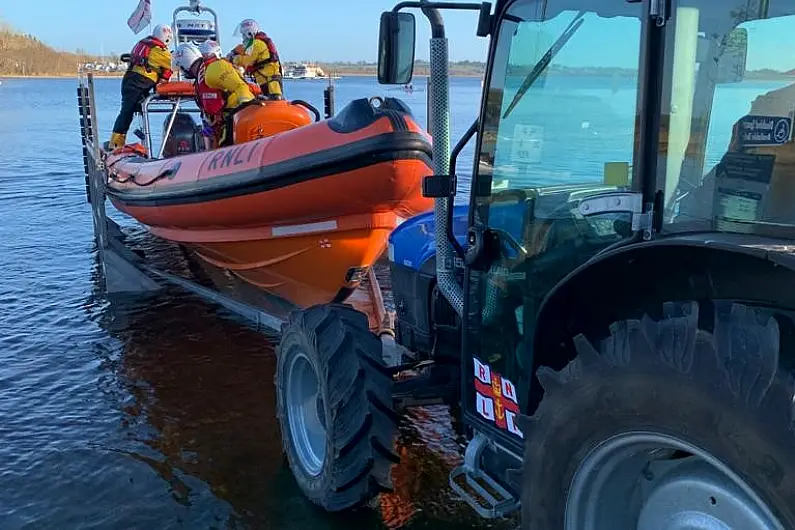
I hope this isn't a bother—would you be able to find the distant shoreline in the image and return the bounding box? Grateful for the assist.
[0,71,482,80]
[2,70,793,82]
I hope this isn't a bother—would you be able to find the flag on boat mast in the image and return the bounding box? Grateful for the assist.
[127,0,152,34]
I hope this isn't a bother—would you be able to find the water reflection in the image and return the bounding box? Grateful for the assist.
[88,234,514,529]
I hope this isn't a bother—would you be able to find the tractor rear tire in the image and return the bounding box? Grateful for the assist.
[275,303,399,512]
[519,300,795,529]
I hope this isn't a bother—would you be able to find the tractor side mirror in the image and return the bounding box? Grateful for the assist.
[378,11,416,85]
[716,27,748,84]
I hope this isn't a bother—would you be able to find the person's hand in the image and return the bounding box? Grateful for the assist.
[227,44,245,61]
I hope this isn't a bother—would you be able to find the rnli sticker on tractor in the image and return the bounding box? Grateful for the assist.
[473,357,523,438]
[736,115,792,147]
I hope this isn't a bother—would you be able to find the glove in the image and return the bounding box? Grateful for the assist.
[227,44,244,61]
[161,68,173,81]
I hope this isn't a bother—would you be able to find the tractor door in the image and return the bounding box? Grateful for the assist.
[462,0,647,449]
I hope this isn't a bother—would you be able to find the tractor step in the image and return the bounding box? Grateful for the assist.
[449,433,520,519]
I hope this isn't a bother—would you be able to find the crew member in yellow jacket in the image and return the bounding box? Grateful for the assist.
[229,18,284,99]
[193,40,255,148]
[110,24,174,149]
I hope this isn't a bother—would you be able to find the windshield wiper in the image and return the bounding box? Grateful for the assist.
[502,11,587,119]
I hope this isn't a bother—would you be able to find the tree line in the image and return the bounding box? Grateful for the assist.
[0,20,107,76]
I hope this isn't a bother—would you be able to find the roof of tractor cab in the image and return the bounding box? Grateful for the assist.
[493,0,639,19]
[494,0,792,21]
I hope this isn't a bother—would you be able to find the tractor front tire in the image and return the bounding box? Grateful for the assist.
[275,303,399,512]
[519,300,795,529]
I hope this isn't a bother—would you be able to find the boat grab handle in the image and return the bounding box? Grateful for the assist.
[290,100,321,122]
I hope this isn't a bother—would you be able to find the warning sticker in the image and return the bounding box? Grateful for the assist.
[715,152,775,184]
[713,152,776,226]
[736,115,793,147]
[473,357,523,438]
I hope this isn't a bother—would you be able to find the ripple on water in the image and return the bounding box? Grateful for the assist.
[0,77,502,529]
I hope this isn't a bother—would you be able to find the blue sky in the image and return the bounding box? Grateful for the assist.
[1,1,794,71]
[0,0,490,62]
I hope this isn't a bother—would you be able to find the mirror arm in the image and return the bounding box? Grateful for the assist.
[392,1,485,11]
[392,1,492,37]
[421,4,445,37]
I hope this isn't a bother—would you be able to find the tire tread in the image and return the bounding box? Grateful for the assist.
[520,300,795,529]
[276,303,399,512]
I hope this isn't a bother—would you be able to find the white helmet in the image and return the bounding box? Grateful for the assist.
[152,24,173,47]
[199,40,222,59]
[234,19,260,41]
[173,43,202,78]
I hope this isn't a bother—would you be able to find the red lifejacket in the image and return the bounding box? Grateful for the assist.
[253,32,280,65]
[129,37,170,78]
[196,57,226,117]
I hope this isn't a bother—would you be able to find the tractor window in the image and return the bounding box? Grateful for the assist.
[661,1,795,238]
[465,0,643,440]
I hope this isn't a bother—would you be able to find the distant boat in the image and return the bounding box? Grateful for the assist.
[283,63,340,80]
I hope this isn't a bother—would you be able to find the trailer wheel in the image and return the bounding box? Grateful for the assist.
[275,303,399,511]
[519,301,795,529]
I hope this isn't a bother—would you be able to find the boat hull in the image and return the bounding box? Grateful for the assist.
[168,212,398,308]
[105,97,434,308]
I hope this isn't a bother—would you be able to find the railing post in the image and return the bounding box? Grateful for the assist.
[323,77,336,119]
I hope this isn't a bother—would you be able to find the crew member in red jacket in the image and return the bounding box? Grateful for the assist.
[109,24,174,149]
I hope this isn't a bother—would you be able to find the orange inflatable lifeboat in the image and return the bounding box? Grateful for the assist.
[104,96,434,308]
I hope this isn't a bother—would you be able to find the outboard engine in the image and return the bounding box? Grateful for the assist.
[162,112,202,158]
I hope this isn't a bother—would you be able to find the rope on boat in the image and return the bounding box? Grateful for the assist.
[106,156,179,187]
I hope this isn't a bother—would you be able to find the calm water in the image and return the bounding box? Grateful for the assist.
[0,75,500,530]
[0,73,785,529]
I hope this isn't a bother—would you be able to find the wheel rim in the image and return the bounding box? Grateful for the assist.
[565,431,784,530]
[285,351,326,476]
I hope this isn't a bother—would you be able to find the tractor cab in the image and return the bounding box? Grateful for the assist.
[379,0,795,526]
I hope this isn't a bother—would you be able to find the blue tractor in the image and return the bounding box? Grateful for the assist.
[275,0,795,528]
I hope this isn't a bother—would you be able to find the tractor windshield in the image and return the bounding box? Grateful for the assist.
[660,1,795,237]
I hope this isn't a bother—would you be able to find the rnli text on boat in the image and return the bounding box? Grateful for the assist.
[206,142,261,172]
